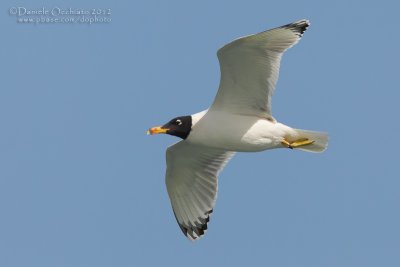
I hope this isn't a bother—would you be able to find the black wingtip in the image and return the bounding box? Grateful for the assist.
[282,19,310,37]
[174,209,213,241]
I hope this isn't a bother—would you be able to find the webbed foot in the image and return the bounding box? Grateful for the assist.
[281,138,315,149]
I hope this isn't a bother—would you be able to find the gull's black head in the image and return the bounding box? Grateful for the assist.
[147,115,192,139]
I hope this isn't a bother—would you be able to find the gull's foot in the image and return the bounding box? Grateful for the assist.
[281,138,315,149]
[281,139,293,149]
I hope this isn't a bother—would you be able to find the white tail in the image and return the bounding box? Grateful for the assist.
[293,129,329,153]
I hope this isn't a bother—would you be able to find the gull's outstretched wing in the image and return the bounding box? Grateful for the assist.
[166,141,235,240]
[211,19,310,117]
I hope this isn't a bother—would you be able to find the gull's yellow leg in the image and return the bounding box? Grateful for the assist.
[290,138,315,148]
[282,138,315,149]
[281,139,293,149]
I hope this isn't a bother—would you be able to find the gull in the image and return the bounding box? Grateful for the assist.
[148,19,328,241]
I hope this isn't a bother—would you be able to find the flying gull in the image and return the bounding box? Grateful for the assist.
[148,19,328,240]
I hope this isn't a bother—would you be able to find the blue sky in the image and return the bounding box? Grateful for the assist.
[1,0,399,266]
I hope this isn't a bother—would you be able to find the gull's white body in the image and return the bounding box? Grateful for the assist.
[189,110,297,152]
[158,19,329,241]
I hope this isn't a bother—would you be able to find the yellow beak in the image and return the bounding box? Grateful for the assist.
[147,126,169,135]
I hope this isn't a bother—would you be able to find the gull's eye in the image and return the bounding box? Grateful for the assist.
[175,119,182,125]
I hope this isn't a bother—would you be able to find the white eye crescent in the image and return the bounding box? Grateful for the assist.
[176,119,182,125]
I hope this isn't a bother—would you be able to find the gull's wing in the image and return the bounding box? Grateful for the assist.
[211,19,310,117]
[166,141,235,240]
